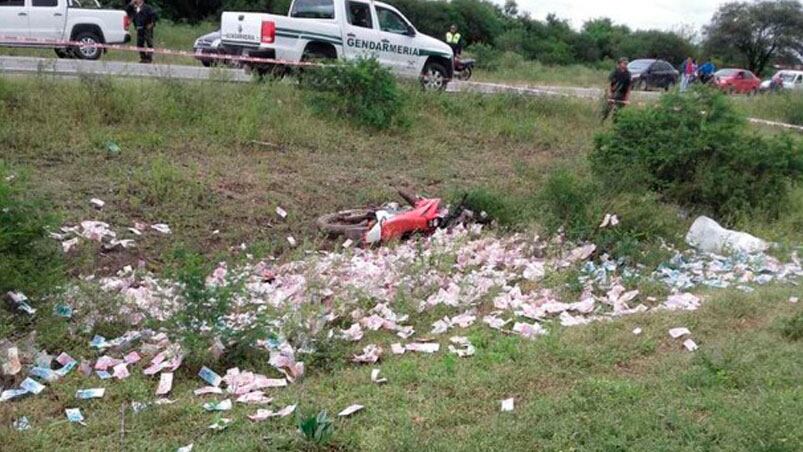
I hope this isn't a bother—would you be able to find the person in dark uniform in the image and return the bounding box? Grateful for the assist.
[602,57,632,122]
[126,0,157,63]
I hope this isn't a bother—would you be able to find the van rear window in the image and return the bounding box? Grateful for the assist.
[290,0,335,19]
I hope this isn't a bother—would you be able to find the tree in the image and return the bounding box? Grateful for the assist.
[581,18,630,61]
[503,0,518,17]
[618,30,696,66]
[703,0,803,75]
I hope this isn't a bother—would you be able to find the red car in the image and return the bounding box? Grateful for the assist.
[713,68,761,94]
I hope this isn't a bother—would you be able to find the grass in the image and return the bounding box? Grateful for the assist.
[0,71,801,450]
[733,90,803,126]
[0,286,800,450]
[0,74,601,274]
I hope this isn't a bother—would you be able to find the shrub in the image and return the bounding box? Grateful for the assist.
[781,311,803,341]
[535,169,684,261]
[537,168,599,240]
[463,187,534,228]
[0,163,63,298]
[591,87,803,222]
[164,250,242,364]
[301,58,407,130]
[297,410,334,445]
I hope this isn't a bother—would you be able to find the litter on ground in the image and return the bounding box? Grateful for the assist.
[668,327,691,338]
[338,404,364,417]
[501,398,514,412]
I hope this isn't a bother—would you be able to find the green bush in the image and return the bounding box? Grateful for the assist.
[463,187,534,228]
[537,168,599,240]
[0,163,63,298]
[164,250,241,365]
[301,58,407,130]
[535,168,684,260]
[297,410,334,445]
[781,311,803,341]
[591,87,803,222]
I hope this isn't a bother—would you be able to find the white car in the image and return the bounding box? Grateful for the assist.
[759,70,803,92]
[220,0,454,89]
[0,0,130,60]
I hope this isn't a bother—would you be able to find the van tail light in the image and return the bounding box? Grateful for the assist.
[124,15,131,30]
[261,21,276,44]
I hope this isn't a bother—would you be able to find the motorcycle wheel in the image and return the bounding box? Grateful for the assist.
[316,209,374,240]
[457,67,472,81]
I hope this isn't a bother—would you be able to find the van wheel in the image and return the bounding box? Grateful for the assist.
[421,62,447,91]
[637,79,647,91]
[73,32,103,60]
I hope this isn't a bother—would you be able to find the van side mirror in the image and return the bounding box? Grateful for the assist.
[405,27,416,37]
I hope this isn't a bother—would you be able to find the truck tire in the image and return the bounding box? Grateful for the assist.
[54,48,71,59]
[421,61,448,91]
[72,31,103,60]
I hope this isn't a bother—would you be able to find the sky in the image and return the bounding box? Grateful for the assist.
[510,0,728,32]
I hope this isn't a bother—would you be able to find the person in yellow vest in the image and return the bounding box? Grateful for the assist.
[445,25,462,56]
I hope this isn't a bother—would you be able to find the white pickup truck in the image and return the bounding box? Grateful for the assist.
[0,0,130,60]
[220,0,454,89]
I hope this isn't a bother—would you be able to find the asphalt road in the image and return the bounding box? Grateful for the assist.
[1,55,800,132]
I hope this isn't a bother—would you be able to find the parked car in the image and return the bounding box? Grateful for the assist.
[220,0,454,90]
[193,30,242,67]
[0,0,130,60]
[759,70,803,93]
[628,59,679,91]
[713,68,760,94]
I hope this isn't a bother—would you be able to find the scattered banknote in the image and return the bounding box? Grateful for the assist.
[56,352,76,366]
[501,398,514,412]
[20,378,45,395]
[13,416,31,431]
[337,404,364,417]
[29,367,59,383]
[668,327,691,338]
[1,388,29,402]
[208,417,232,431]
[55,361,77,377]
[65,408,85,425]
[198,366,222,387]
[203,399,232,411]
[76,388,105,399]
[156,372,173,395]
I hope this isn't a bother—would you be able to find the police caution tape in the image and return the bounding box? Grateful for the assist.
[0,34,322,68]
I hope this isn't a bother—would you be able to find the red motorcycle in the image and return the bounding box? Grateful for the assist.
[316,190,478,245]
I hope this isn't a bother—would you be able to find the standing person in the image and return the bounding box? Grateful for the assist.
[602,57,632,123]
[697,59,716,84]
[445,25,462,56]
[126,0,157,64]
[680,57,694,92]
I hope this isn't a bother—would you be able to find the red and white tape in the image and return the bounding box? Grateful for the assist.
[0,34,322,67]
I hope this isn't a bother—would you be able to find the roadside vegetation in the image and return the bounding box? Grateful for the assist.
[0,67,801,449]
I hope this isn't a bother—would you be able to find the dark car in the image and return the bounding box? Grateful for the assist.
[193,30,242,67]
[628,59,679,91]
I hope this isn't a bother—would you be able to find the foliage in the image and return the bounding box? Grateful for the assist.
[164,249,242,364]
[591,87,803,222]
[703,0,803,75]
[463,187,534,227]
[301,58,407,130]
[536,168,599,240]
[0,162,63,298]
[780,311,803,341]
[617,30,697,66]
[297,410,334,445]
